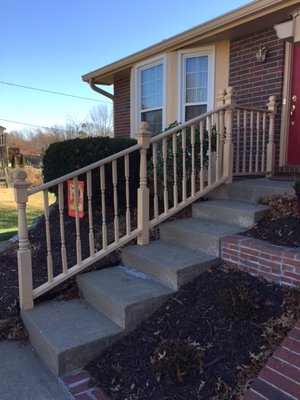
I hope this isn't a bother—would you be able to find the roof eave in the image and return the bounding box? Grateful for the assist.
[82,0,299,85]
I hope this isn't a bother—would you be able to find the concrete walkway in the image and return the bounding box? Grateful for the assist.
[0,341,70,400]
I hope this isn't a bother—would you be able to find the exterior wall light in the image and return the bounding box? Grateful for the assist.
[255,44,268,63]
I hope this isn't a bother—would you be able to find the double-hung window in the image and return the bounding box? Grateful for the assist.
[180,48,214,122]
[136,57,165,135]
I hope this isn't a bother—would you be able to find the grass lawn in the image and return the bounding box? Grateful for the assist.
[0,188,55,242]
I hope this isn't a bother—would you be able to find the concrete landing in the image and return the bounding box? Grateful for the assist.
[77,266,174,329]
[122,240,219,290]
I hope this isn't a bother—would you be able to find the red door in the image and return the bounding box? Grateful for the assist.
[288,45,300,164]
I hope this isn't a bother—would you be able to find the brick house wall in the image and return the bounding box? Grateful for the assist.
[229,28,285,167]
[114,77,131,138]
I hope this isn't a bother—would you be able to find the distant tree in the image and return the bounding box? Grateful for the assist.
[85,104,113,137]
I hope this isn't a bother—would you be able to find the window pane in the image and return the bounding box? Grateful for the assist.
[185,105,207,121]
[185,56,208,103]
[141,64,163,110]
[141,109,162,135]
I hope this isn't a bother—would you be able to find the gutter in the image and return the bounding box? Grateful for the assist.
[89,79,114,101]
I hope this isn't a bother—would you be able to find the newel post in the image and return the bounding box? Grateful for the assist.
[13,169,34,310]
[266,95,277,176]
[223,87,235,183]
[136,122,152,245]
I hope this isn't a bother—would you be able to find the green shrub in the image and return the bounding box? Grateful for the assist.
[43,137,140,211]
[148,121,217,204]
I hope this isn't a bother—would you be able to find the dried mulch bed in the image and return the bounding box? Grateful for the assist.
[242,194,300,247]
[242,216,300,247]
[85,265,300,400]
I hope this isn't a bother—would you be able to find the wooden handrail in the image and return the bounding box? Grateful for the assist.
[150,104,229,144]
[28,143,141,195]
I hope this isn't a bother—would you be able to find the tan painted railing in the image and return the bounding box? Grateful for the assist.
[13,87,276,310]
[232,96,277,176]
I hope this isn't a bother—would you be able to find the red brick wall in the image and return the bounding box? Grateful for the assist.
[114,77,131,138]
[229,28,285,167]
[222,235,300,287]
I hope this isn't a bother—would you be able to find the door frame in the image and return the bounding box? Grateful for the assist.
[279,41,294,167]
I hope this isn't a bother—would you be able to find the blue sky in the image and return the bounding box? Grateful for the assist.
[1,0,251,133]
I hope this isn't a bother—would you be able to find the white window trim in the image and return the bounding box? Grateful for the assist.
[134,54,167,136]
[177,46,215,123]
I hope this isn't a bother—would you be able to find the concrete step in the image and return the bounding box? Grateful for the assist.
[210,178,294,202]
[21,299,123,376]
[122,240,219,290]
[160,218,243,256]
[77,266,174,329]
[192,199,268,228]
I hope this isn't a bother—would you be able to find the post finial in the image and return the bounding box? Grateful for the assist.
[136,122,152,148]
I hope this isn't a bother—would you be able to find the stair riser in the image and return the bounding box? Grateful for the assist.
[122,249,217,290]
[122,250,178,289]
[192,204,266,228]
[160,224,220,256]
[21,309,122,376]
[78,276,171,329]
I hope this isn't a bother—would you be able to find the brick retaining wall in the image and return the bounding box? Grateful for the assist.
[222,235,300,287]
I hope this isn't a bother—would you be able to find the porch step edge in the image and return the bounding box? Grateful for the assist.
[77,266,174,329]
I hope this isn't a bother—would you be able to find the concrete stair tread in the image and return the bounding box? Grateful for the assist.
[163,217,243,238]
[21,299,123,376]
[122,240,219,290]
[192,199,268,227]
[195,199,268,211]
[211,178,294,202]
[123,240,217,269]
[77,266,174,329]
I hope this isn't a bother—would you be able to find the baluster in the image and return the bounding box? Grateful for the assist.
[207,116,212,187]
[152,142,159,219]
[112,160,119,242]
[215,115,220,182]
[191,124,195,196]
[162,137,168,213]
[172,132,178,207]
[199,120,204,191]
[58,183,67,274]
[182,128,187,201]
[261,112,266,172]
[218,109,225,178]
[243,110,247,173]
[124,155,131,235]
[73,177,82,266]
[249,111,254,173]
[100,165,107,250]
[43,189,53,282]
[255,112,260,173]
[87,171,95,257]
[236,110,240,174]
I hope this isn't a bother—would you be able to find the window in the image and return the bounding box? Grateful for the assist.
[136,57,165,135]
[180,48,215,122]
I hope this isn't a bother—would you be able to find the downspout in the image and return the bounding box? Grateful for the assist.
[89,79,114,101]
